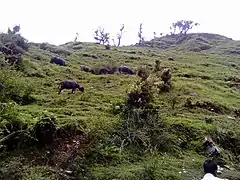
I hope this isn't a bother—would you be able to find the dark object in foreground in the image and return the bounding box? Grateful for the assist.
[58,80,84,94]
[203,137,220,157]
[50,56,66,66]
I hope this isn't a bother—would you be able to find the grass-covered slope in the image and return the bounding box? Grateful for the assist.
[0,36,240,180]
[143,33,240,55]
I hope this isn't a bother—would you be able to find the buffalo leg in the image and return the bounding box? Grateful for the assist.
[58,88,62,94]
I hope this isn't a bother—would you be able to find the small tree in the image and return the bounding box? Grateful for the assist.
[170,20,199,35]
[117,24,124,47]
[153,32,156,39]
[94,27,110,45]
[112,39,116,46]
[138,23,144,44]
[7,25,20,35]
[74,32,79,42]
[0,25,28,56]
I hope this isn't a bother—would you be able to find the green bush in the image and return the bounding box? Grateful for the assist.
[0,102,25,134]
[0,68,35,104]
[0,25,29,55]
[32,114,57,146]
[0,102,30,150]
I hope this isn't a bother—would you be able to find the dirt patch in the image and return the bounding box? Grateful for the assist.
[178,73,211,80]
[184,99,229,114]
[17,132,89,171]
[234,109,240,118]
[49,134,88,168]
[225,76,240,90]
[129,56,141,60]
[82,53,98,59]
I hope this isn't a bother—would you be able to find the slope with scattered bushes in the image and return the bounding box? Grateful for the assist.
[0,33,240,179]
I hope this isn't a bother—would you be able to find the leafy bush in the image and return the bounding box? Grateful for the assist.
[111,61,176,154]
[0,102,31,150]
[0,68,35,104]
[32,114,57,147]
[0,25,29,55]
[0,102,25,134]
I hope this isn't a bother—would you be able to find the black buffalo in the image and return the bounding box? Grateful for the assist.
[50,56,66,66]
[80,65,92,72]
[58,80,84,94]
[99,67,111,75]
[119,65,135,75]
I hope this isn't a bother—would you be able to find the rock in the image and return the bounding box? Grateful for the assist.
[189,92,198,96]
[227,116,236,120]
[202,137,220,157]
[65,170,73,175]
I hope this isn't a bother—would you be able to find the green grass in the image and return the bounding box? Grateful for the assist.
[0,37,240,179]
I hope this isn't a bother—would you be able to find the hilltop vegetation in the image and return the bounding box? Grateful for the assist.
[0,25,240,180]
[142,33,240,54]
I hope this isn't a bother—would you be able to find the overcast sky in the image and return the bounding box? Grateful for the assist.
[1,0,239,45]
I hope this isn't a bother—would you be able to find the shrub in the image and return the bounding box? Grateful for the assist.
[0,69,35,104]
[0,102,25,135]
[32,114,57,147]
[0,25,29,56]
[0,102,31,150]
[111,61,176,154]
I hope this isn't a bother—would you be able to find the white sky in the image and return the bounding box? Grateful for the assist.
[1,0,240,45]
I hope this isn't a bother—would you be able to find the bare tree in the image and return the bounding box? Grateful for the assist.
[153,32,156,39]
[170,20,199,35]
[112,39,116,46]
[94,27,110,45]
[74,32,79,42]
[117,24,124,47]
[138,23,144,44]
[7,25,20,35]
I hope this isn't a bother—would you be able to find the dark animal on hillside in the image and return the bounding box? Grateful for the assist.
[99,67,111,74]
[119,65,135,75]
[58,80,84,94]
[50,56,66,66]
[80,65,92,72]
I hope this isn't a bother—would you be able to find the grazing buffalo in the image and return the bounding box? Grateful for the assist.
[119,65,135,75]
[50,56,66,66]
[58,80,84,94]
[80,65,92,72]
[99,67,111,74]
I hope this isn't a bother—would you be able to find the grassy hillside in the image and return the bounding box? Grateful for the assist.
[143,33,240,55]
[0,34,240,180]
